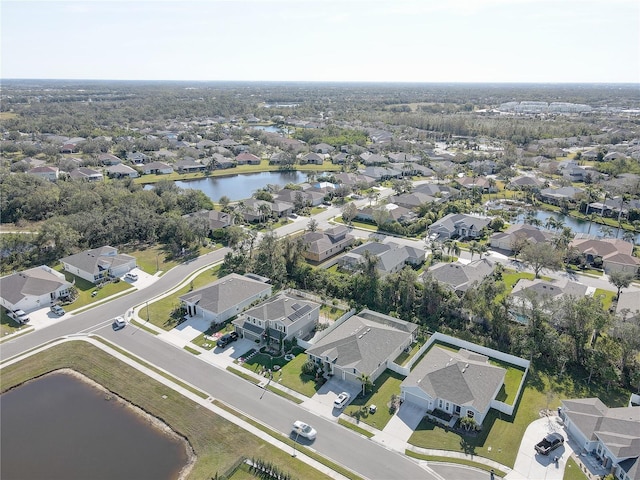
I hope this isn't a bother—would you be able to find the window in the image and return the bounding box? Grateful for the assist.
[439,400,443,409]
[467,411,474,418]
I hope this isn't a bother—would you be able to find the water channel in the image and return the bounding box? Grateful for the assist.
[174,170,308,201]
[0,371,189,480]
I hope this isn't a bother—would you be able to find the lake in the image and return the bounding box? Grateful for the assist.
[175,170,308,201]
[0,371,189,480]
[512,209,640,243]
[251,125,282,133]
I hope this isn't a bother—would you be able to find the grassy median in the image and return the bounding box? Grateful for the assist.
[0,341,331,480]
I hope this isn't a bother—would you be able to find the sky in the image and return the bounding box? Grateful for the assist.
[1,0,639,83]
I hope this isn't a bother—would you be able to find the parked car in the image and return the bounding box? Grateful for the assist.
[112,316,126,330]
[50,305,65,316]
[534,432,564,455]
[292,420,317,440]
[334,391,351,409]
[125,272,139,281]
[8,309,30,324]
[217,331,239,348]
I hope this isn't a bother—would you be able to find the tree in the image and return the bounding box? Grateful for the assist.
[520,241,563,278]
[609,270,634,299]
[306,218,318,232]
[341,202,357,225]
[219,195,231,211]
[358,373,372,396]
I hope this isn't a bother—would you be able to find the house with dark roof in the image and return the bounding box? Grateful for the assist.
[507,176,545,190]
[338,241,425,276]
[60,246,137,283]
[428,213,492,241]
[539,186,584,205]
[400,346,506,426]
[427,258,495,295]
[301,226,354,263]
[300,152,324,165]
[106,164,139,178]
[176,158,205,173]
[179,273,272,325]
[570,238,639,275]
[232,292,320,342]
[69,167,103,181]
[236,152,261,165]
[559,398,640,480]
[28,165,59,181]
[0,266,73,313]
[509,278,589,323]
[489,223,555,252]
[142,161,174,175]
[306,310,417,385]
[184,209,234,231]
[313,143,334,154]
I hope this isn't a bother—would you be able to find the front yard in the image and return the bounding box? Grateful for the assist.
[241,351,320,397]
[344,370,405,430]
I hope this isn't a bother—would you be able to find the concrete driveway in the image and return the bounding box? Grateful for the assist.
[506,416,571,480]
[306,377,361,419]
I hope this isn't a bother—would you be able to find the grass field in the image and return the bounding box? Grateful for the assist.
[0,341,332,480]
[344,370,405,430]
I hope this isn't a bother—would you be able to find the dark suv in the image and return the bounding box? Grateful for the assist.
[217,331,239,348]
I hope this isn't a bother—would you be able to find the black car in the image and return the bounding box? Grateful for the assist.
[534,432,564,455]
[217,331,239,348]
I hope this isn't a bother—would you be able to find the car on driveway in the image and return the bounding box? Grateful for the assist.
[50,305,65,316]
[534,432,564,455]
[292,420,317,440]
[217,331,239,348]
[112,316,126,330]
[8,309,30,324]
[125,272,139,281]
[334,391,351,409]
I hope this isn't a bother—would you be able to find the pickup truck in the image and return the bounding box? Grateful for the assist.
[534,432,564,455]
[8,309,30,324]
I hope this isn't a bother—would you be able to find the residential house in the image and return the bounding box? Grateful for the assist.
[332,152,349,164]
[236,152,261,165]
[570,237,639,274]
[455,176,495,193]
[275,188,324,207]
[427,258,495,295]
[362,166,402,180]
[300,152,324,165]
[233,292,320,343]
[306,310,417,385]
[400,345,506,427]
[302,226,354,263]
[184,209,234,232]
[333,172,376,189]
[539,186,584,206]
[179,273,272,325]
[28,165,59,181]
[126,152,148,164]
[142,161,174,175]
[98,153,122,165]
[212,153,236,169]
[355,204,418,225]
[559,398,640,480]
[360,153,388,166]
[489,224,555,252]
[175,158,206,173]
[69,167,104,181]
[428,213,492,241]
[313,143,334,154]
[510,278,589,322]
[507,176,545,190]
[0,266,73,313]
[106,164,139,178]
[60,246,137,283]
[616,290,640,321]
[338,241,425,276]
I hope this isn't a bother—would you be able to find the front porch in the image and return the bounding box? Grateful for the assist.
[571,450,611,479]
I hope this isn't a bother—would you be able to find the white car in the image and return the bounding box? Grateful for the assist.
[50,305,65,316]
[112,316,126,330]
[334,391,351,409]
[292,420,317,440]
[125,272,139,281]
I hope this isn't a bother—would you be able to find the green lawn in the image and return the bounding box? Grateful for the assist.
[393,339,426,366]
[242,352,319,397]
[319,304,346,321]
[408,368,631,468]
[141,265,221,331]
[490,360,526,406]
[564,457,588,480]
[59,272,133,311]
[191,323,236,350]
[121,244,178,275]
[344,370,404,430]
[593,288,616,311]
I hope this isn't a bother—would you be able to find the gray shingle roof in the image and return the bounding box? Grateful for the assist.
[179,273,271,314]
[428,258,494,292]
[0,266,72,305]
[60,246,135,276]
[306,310,417,376]
[242,293,318,326]
[403,346,506,413]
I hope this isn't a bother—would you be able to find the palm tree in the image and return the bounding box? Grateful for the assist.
[358,373,371,396]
